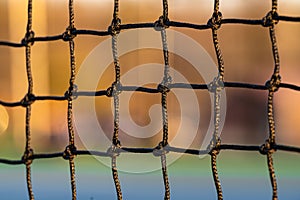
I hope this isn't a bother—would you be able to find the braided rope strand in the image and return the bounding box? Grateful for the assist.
[267,152,278,200]
[162,0,168,21]
[161,154,170,200]
[160,28,171,146]
[112,155,123,200]
[264,1,280,199]
[25,105,34,200]
[110,1,123,198]
[66,0,77,199]
[24,0,35,199]
[208,1,224,199]
[157,2,171,198]
[211,150,223,200]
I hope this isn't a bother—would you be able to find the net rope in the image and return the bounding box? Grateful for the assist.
[0,0,300,200]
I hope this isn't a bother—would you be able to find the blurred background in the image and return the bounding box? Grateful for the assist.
[0,0,300,199]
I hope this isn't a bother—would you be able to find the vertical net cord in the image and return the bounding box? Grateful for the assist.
[160,29,171,200]
[112,151,122,200]
[112,35,121,147]
[208,0,224,199]
[111,35,123,200]
[159,1,171,199]
[66,0,77,199]
[161,153,170,200]
[162,0,168,22]
[110,0,123,199]
[160,1,171,146]
[264,0,280,199]
[23,0,35,199]
[210,33,223,200]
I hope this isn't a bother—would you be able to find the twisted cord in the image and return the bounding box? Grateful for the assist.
[160,28,171,147]
[113,0,120,21]
[263,1,280,199]
[156,2,172,199]
[267,152,278,200]
[161,154,170,200]
[25,163,34,200]
[207,1,224,199]
[0,143,299,166]
[110,1,123,199]
[211,149,223,200]
[23,0,35,199]
[112,155,123,200]
[26,0,33,32]
[162,0,168,21]
[24,106,34,200]
[111,35,121,146]
[65,0,77,199]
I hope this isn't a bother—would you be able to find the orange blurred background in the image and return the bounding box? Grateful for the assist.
[0,0,299,156]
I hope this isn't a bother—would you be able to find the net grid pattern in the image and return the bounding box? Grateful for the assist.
[0,0,300,200]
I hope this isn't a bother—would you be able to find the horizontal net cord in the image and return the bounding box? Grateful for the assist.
[0,15,300,47]
[1,143,299,166]
[1,81,300,107]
